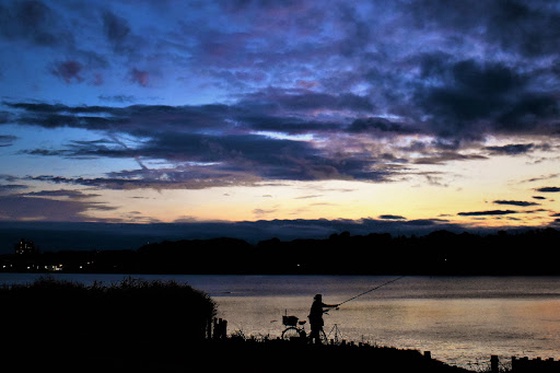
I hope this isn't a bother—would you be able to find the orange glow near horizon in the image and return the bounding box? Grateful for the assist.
[84,153,559,230]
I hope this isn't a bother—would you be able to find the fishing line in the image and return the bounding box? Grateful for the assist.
[337,275,405,307]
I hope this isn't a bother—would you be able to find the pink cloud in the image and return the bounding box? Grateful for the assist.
[52,60,83,84]
[130,68,149,87]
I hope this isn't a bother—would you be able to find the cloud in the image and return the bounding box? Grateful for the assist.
[0,0,68,47]
[1,0,560,197]
[379,214,406,220]
[405,0,560,58]
[51,60,84,84]
[415,58,559,138]
[102,10,131,51]
[493,200,540,207]
[484,0,560,57]
[458,210,518,216]
[28,171,260,190]
[295,194,320,200]
[239,88,375,117]
[26,189,100,199]
[3,88,558,192]
[6,101,397,186]
[0,181,114,222]
[536,187,560,193]
[0,134,16,147]
[486,143,535,156]
[130,68,149,87]
[0,183,27,193]
[98,95,136,103]
[348,117,417,136]
[253,208,278,217]
[0,194,114,221]
[413,152,486,165]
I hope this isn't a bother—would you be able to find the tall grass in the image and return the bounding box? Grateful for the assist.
[0,275,217,357]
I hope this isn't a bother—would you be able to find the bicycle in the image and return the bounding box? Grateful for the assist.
[281,312,328,344]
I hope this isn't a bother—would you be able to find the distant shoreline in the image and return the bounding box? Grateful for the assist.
[2,227,560,275]
[0,219,535,254]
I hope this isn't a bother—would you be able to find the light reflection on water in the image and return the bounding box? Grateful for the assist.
[2,273,560,370]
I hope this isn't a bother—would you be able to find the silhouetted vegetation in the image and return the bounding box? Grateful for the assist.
[2,227,559,275]
[0,275,216,369]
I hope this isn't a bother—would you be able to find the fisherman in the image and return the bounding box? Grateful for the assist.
[308,293,339,344]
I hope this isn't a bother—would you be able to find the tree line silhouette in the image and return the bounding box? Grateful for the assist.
[1,228,559,275]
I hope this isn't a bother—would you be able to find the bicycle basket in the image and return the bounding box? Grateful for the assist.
[282,315,298,326]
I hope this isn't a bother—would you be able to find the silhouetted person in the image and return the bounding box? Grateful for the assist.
[308,293,338,344]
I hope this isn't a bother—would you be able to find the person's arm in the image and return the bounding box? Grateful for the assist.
[322,302,339,308]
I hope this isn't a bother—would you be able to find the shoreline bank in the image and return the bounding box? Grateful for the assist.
[4,337,476,373]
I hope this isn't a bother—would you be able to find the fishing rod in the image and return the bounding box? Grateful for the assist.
[337,275,405,307]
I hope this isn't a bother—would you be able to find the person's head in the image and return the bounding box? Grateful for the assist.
[314,293,322,301]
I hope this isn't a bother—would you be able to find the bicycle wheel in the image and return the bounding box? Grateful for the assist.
[282,327,301,341]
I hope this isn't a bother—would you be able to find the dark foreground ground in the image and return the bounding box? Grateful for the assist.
[3,337,478,373]
[196,338,477,373]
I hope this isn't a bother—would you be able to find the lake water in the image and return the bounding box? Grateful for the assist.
[2,273,560,371]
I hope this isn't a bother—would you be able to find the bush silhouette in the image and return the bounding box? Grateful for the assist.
[0,275,216,357]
